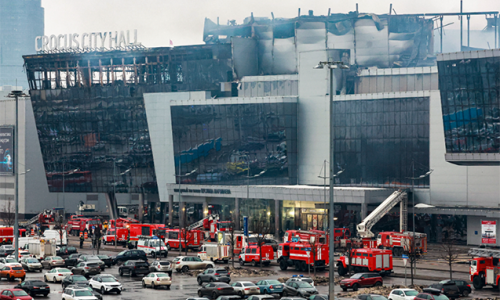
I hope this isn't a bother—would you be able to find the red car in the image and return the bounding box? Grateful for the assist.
[339,273,383,291]
[0,289,32,300]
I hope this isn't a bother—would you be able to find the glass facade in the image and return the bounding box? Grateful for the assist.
[438,57,500,154]
[332,97,430,186]
[30,87,157,194]
[171,103,298,185]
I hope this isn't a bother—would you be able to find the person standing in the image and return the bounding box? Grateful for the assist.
[79,234,84,249]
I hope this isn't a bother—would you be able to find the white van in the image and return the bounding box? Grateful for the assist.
[42,230,67,245]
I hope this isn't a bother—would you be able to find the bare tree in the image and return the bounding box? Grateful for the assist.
[309,240,319,277]
[226,217,237,268]
[406,239,421,287]
[1,201,15,227]
[53,215,65,247]
[252,217,272,267]
[439,238,460,280]
[181,228,190,256]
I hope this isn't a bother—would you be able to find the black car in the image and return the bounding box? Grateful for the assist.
[283,282,318,298]
[61,275,89,289]
[64,253,83,267]
[118,260,150,277]
[439,280,471,297]
[112,250,147,265]
[198,283,236,299]
[426,284,460,300]
[97,255,112,268]
[66,285,102,300]
[15,280,51,297]
[57,246,78,257]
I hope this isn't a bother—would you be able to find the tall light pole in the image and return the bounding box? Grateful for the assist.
[314,60,348,300]
[7,90,28,261]
[318,165,344,242]
[407,161,433,286]
[175,152,196,255]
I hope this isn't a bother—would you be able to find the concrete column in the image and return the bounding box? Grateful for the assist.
[168,195,173,227]
[138,193,144,222]
[203,199,208,218]
[179,202,186,229]
[274,199,280,239]
[234,198,240,231]
[360,202,368,220]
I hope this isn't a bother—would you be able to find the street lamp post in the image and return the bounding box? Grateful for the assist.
[318,165,344,243]
[407,161,433,286]
[175,153,196,255]
[314,60,348,300]
[7,90,28,261]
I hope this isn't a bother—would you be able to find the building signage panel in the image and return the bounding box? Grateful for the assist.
[0,127,14,175]
[481,220,497,244]
[36,29,140,52]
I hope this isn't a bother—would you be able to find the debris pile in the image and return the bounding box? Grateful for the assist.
[184,267,276,277]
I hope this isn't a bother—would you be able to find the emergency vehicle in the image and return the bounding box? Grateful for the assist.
[283,230,327,244]
[109,218,139,229]
[103,228,128,245]
[469,248,500,289]
[129,224,156,246]
[164,229,203,251]
[239,245,274,266]
[137,235,168,258]
[376,231,427,257]
[72,218,102,233]
[151,224,167,240]
[198,243,230,263]
[0,227,14,244]
[208,221,232,240]
[277,241,329,271]
[68,215,83,235]
[337,248,393,276]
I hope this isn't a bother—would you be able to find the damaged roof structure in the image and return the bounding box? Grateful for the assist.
[204,11,435,77]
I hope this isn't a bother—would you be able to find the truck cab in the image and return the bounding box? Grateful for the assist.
[137,236,168,258]
[239,245,274,266]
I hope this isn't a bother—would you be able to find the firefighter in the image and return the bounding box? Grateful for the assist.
[79,234,84,249]
[125,235,130,249]
[97,236,101,249]
[91,234,96,249]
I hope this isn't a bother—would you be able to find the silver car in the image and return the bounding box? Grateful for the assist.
[149,260,172,276]
[231,281,260,296]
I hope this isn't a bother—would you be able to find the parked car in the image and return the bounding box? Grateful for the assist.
[0,265,25,281]
[309,294,329,300]
[198,282,236,299]
[428,282,461,300]
[389,289,419,300]
[14,280,50,297]
[0,245,15,255]
[71,262,101,278]
[187,298,210,300]
[173,256,214,272]
[62,275,89,289]
[149,260,173,276]
[118,260,149,277]
[246,295,276,300]
[97,255,112,268]
[0,258,21,268]
[281,298,308,300]
[197,268,231,285]
[41,256,65,269]
[57,246,78,257]
[112,250,147,265]
[358,295,389,300]
[256,279,284,295]
[438,280,471,297]
[67,286,101,300]
[215,296,241,300]
[43,268,72,282]
[62,286,98,300]
[89,275,122,294]
[20,258,42,272]
[283,281,318,298]
[230,281,260,297]
[286,275,315,287]
[65,254,83,267]
[414,291,449,300]
[0,251,9,258]
[142,272,171,289]
[78,256,105,271]
[0,289,32,300]
[339,273,383,291]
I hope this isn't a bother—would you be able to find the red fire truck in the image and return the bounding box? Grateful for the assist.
[337,248,393,276]
[283,230,328,244]
[469,248,500,289]
[277,241,329,271]
[239,245,274,266]
[73,218,102,233]
[129,224,155,245]
[376,231,427,257]
[164,229,203,251]
[109,218,139,229]
[103,228,128,245]
[0,227,14,244]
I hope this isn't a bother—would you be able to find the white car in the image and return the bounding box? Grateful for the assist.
[0,258,21,268]
[230,281,260,296]
[172,256,214,272]
[89,275,122,294]
[389,289,419,300]
[21,257,43,272]
[62,287,98,300]
[44,267,72,282]
[142,272,172,289]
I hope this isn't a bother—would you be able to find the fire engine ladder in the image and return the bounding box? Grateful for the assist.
[186,214,219,231]
[27,213,41,226]
[469,248,500,258]
[356,189,408,238]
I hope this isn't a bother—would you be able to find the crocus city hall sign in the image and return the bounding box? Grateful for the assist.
[35,29,140,52]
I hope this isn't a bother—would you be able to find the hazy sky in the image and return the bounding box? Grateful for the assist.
[41,0,500,47]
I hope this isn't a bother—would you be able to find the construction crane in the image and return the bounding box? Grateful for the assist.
[356,190,408,238]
